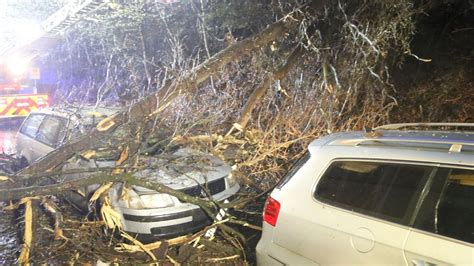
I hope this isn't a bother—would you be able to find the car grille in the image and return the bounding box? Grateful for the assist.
[181,177,226,197]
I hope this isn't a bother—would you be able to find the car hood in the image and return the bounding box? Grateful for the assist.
[132,148,231,192]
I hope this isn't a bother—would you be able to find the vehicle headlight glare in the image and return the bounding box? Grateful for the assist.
[127,194,145,209]
[139,193,175,209]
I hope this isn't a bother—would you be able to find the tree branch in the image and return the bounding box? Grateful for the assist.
[19,12,304,176]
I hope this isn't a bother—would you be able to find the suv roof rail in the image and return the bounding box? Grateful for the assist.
[374,123,474,132]
[336,136,474,153]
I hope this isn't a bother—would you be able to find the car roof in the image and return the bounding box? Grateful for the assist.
[33,105,120,117]
[29,105,121,126]
[309,123,474,167]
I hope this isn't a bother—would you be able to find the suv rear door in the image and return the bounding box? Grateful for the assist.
[272,159,434,264]
[404,166,473,265]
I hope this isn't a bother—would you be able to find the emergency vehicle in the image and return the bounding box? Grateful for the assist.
[0,62,49,118]
[0,0,110,119]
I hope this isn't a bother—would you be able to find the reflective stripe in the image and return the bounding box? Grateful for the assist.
[0,94,49,117]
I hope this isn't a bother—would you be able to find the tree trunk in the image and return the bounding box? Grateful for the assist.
[234,44,305,130]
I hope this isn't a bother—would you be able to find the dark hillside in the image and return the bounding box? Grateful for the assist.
[391,1,474,122]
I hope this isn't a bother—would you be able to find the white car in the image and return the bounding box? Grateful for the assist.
[16,106,240,241]
[16,106,121,164]
[256,123,473,265]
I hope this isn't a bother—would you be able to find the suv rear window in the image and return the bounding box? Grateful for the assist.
[314,161,431,225]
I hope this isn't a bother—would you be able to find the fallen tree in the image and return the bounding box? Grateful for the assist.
[0,0,428,263]
[0,6,315,262]
[18,9,308,178]
[0,6,318,262]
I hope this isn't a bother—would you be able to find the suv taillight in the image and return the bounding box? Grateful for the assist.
[263,196,281,226]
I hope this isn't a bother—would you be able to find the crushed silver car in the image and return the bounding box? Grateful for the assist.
[16,106,240,241]
[106,148,239,240]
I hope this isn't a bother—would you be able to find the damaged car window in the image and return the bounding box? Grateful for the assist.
[19,114,44,138]
[35,115,67,147]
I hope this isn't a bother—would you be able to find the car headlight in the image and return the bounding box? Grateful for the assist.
[124,189,175,209]
[126,192,145,209]
[138,193,175,209]
[227,172,238,188]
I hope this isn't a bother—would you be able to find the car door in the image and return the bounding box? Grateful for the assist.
[17,113,45,162]
[272,160,433,264]
[404,166,473,265]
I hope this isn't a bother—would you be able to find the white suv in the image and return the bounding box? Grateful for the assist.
[16,106,240,241]
[256,123,473,265]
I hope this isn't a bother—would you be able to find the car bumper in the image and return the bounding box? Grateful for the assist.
[123,207,212,242]
[256,222,319,265]
[115,183,240,242]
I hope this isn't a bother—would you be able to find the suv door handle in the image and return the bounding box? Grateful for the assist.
[411,259,437,266]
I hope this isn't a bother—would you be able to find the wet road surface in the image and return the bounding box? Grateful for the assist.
[0,130,16,154]
[0,118,22,263]
[0,117,22,154]
[0,206,19,264]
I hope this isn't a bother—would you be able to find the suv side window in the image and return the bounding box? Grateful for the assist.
[35,116,67,147]
[414,167,474,244]
[314,161,432,225]
[19,114,45,138]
